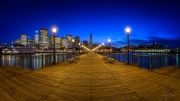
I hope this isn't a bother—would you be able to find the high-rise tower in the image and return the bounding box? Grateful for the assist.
[20,34,27,46]
[35,30,39,44]
[40,28,49,49]
[89,31,93,49]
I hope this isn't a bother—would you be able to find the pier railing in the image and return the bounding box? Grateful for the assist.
[0,52,83,70]
[99,52,180,70]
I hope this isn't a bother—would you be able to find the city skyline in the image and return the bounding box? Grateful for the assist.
[0,0,180,48]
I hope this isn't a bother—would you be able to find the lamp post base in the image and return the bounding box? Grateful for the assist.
[125,61,130,65]
[52,61,56,65]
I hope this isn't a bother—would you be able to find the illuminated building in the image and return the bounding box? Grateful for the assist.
[39,28,49,49]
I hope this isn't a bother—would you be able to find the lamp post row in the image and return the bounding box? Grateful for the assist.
[99,27,131,65]
[52,26,131,65]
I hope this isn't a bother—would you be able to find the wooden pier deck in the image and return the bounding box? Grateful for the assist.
[0,52,180,101]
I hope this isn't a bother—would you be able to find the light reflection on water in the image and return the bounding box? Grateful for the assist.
[0,53,70,70]
[111,52,179,70]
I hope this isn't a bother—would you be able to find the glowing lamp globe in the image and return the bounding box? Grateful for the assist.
[72,39,75,42]
[108,39,111,42]
[52,27,57,33]
[125,27,131,33]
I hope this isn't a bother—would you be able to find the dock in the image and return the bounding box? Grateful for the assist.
[0,51,179,101]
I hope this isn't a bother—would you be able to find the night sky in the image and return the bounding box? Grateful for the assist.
[0,0,180,48]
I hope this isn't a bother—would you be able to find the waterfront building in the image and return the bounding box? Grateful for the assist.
[14,39,21,45]
[61,37,68,48]
[26,36,30,47]
[120,42,167,52]
[49,36,61,48]
[9,28,83,51]
[74,36,80,48]
[82,40,88,47]
[20,34,27,46]
[29,38,35,47]
[66,34,73,48]
[39,28,49,49]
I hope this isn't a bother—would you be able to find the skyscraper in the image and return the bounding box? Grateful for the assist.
[20,34,27,46]
[89,31,93,49]
[40,28,49,49]
[35,30,39,44]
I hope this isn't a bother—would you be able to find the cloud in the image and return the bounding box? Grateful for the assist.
[130,39,148,45]
[130,33,138,37]
[111,40,126,47]
[111,37,117,40]
[148,31,158,35]
[147,36,180,48]
[112,35,180,48]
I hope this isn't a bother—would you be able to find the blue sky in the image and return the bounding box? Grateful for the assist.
[0,0,180,48]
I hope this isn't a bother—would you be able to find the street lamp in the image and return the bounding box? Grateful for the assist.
[78,42,81,54]
[72,39,75,55]
[102,42,104,54]
[81,45,84,52]
[108,39,111,55]
[125,27,131,65]
[52,27,57,65]
[98,44,101,52]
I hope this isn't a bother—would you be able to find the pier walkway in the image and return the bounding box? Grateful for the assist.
[0,52,180,101]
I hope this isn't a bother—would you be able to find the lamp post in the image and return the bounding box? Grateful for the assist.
[108,39,111,55]
[99,44,101,52]
[52,27,57,65]
[78,42,80,54]
[82,45,84,52]
[125,27,131,65]
[72,39,75,55]
[102,42,104,54]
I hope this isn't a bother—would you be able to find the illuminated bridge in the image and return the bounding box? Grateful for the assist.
[0,51,180,100]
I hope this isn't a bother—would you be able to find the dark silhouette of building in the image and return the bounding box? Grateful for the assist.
[82,40,88,47]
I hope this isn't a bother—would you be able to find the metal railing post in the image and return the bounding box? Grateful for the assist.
[49,54,51,66]
[165,54,168,67]
[58,52,59,63]
[139,53,141,68]
[30,54,33,71]
[14,54,16,67]
[42,52,43,68]
[63,49,64,62]
[150,55,152,70]
[21,54,24,68]
[132,55,133,66]
[159,53,161,69]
